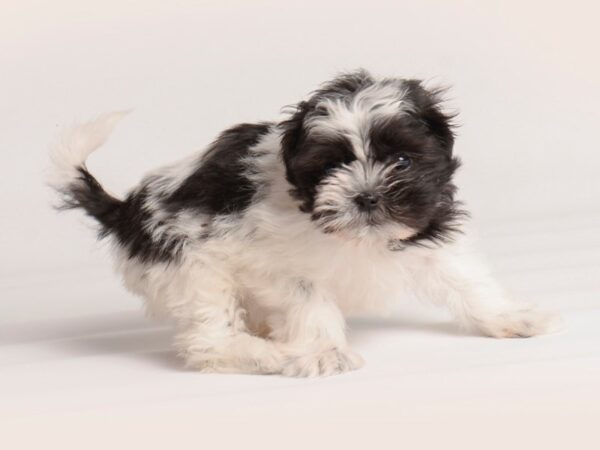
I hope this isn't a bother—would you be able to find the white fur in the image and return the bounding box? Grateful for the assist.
[307,83,412,161]
[52,114,562,377]
[47,111,130,194]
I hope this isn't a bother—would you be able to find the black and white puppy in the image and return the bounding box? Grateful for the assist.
[49,70,560,376]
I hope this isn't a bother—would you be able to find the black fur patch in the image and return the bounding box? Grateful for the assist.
[121,122,272,262]
[286,134,356,212]
[64,170,185,263]
[62,168,122,232]
[115,188,187,263]
[164,122,272,214]
[368,113,461,234]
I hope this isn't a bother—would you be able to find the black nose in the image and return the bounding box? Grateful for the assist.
[354,193,379,212]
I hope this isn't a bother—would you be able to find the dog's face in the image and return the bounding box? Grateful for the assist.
[281,70,463,246]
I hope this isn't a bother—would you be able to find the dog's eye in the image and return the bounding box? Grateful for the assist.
[396,154,411,169]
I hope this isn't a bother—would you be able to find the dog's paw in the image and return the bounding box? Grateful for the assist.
[281,348,365,378]
[185,351,284,375]
[181,342,285,375]
[478,308,563,338]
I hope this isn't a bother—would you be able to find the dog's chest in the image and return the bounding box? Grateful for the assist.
[236,227,419,315]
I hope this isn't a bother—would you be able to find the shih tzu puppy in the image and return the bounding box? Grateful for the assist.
[49,70,560,377]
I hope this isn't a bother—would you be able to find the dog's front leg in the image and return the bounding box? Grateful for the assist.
[418,247,562,338]
[269,280,364,377]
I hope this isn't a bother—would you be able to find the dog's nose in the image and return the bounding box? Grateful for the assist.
[354,193,379,212]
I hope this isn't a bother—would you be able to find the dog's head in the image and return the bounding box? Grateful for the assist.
[280,70,464,246]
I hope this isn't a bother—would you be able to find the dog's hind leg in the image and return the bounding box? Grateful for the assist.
[174,319,284,374]
[153,261,284,374]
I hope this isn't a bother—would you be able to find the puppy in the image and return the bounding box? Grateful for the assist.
[49,70,560,376]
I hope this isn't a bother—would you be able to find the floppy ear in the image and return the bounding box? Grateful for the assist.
[280,101,311,187]
[421,97,455,154]
[404,80,456,154]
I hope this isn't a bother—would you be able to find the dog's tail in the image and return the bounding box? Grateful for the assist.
[47,111,129,235]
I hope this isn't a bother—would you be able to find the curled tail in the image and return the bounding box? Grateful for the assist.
[48,111,129,236]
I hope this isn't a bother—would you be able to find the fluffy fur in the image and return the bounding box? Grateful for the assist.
[49,70,561,377]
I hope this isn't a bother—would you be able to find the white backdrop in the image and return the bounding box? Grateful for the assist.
[2,1,600,448]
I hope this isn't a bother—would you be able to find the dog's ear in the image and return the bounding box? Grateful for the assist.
[405,80,456,154]
[280,100,311,187]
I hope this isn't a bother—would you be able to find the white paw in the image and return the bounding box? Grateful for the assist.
[478,308,563,338]
[185,352,284,375]
[182,346,285,375]
[281,348,365,378]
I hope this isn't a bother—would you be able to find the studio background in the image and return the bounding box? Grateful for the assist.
[2,1,599,448]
